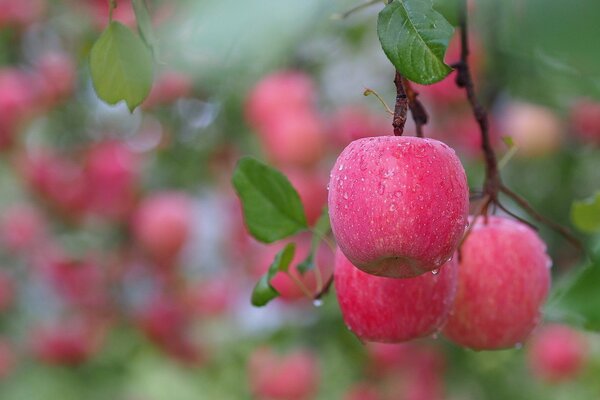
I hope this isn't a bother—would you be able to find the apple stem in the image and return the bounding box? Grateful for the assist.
[392,72,409,136]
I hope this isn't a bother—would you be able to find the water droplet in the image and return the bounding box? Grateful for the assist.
[338,164,344,171]
[389,204,396,212]
[313,299,323,307]
[378,183,385,195]
[431,269,440,275]
[431,332,439,340]
[514,343,523,350]
[343,193,349,200]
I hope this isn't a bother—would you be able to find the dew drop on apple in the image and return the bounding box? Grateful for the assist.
[313,299,323,307]
[431,269,440,275]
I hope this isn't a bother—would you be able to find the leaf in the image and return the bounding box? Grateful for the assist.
[571,192,600,234]
[132,0,159,59]
[433,0,459,26]
[313,206,331,237]
[298,207,331,275]
[548,254,600,330]
[232,157,308,243]
[377,0,454,85]
[251,243,296,307]
[296,255,314,275]
[89,21,154,112]
[502,135,515,148]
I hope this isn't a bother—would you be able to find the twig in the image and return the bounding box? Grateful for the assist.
[331,0,382,20]
[501,186,583,251]
[363,88,394,115]
[402,78,428,138]
[314,275,334,300]
[393,71,408,136]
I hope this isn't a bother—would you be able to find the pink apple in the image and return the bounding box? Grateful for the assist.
[248,347,320,400]
[500,101,563,157]
[259,110,326,167]
[0,0,45,28]
[443,216,551,350]
[328,136,468,278]
[133,192,193,264]
[84,140,140,219]
[245,71,315,131]
[35,52,76,107]
[334,249,457,343]
[570,99,600,144]
[187,275,235,317]
[0,68,36,148]
[32,319,101,366]
[0,204,46,253]
[527,324,588,382]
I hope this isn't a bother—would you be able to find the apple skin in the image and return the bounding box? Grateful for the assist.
[328,136,468,278]
[133,192,192,264]
[248,347,320,400]
[334,249,458,343]
[570,99,600,144]
[527,324,588,382]
[443,216,551,350]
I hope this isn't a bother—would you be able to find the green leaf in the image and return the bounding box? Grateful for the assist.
[549,254,600,330]
[571,192,600,234]
[251,243,296,307]
[89,21,154,112]
[313,206,331,237]
[502,135,515,148]
[298,207,331,275]
[433,0,459,26]
[377,0,454,85]
[232,157,308,243]
[132,0,159,59]
[296,255,314,275]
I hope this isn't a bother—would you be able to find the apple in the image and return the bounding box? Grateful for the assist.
[328,136,468,278]
[133,192,193,264]
[84,140,140,219]
[443,216,551,350]
[0,204,46,253]
[570,99,600,144]
[31,319,101,366]
[527,324,588,382]
[282,167,328,226]
[143,70,194,109]
[35,52,76,107]
[334,249,458,343]
[245,71,315,131]
[500,101,563,157]
[248,347,320,400]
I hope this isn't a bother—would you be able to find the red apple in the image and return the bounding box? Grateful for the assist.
[282,167,327,225]
[248,347,320,400]
[328,136,468,278]
[35,52,76,106]
[133,192,193,264]
[334,249,457,343]
[443,216,551,350]
[31,319,101,366]
[527,324,588,382]
[0,204,46,253]
[143,70,194,108]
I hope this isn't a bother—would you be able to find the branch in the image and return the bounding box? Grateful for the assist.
[453,0,501,202]
[392,71,408,136]
[501,186,583,251]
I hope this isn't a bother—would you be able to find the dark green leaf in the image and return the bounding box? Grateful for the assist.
[377,0,453,84]
[250,243,296,307]
[132,0,159,59]
[433,0,459,26]
[571,192,600,233]
[89,21,153,112]
[232,157,308,243]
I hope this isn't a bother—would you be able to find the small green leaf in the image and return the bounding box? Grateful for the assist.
[571,192,600,234]
[549,254,600,330]
[313,206,331,237]
[502,135,515,148]
[377,0,454,85]
[251,275,279,307]
[232,157,308,243]
[251,243,296,307]
[132,0,159,59]
[90,21,154,112]
[433,0,459,26]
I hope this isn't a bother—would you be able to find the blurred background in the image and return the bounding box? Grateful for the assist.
[0,0,599,399]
